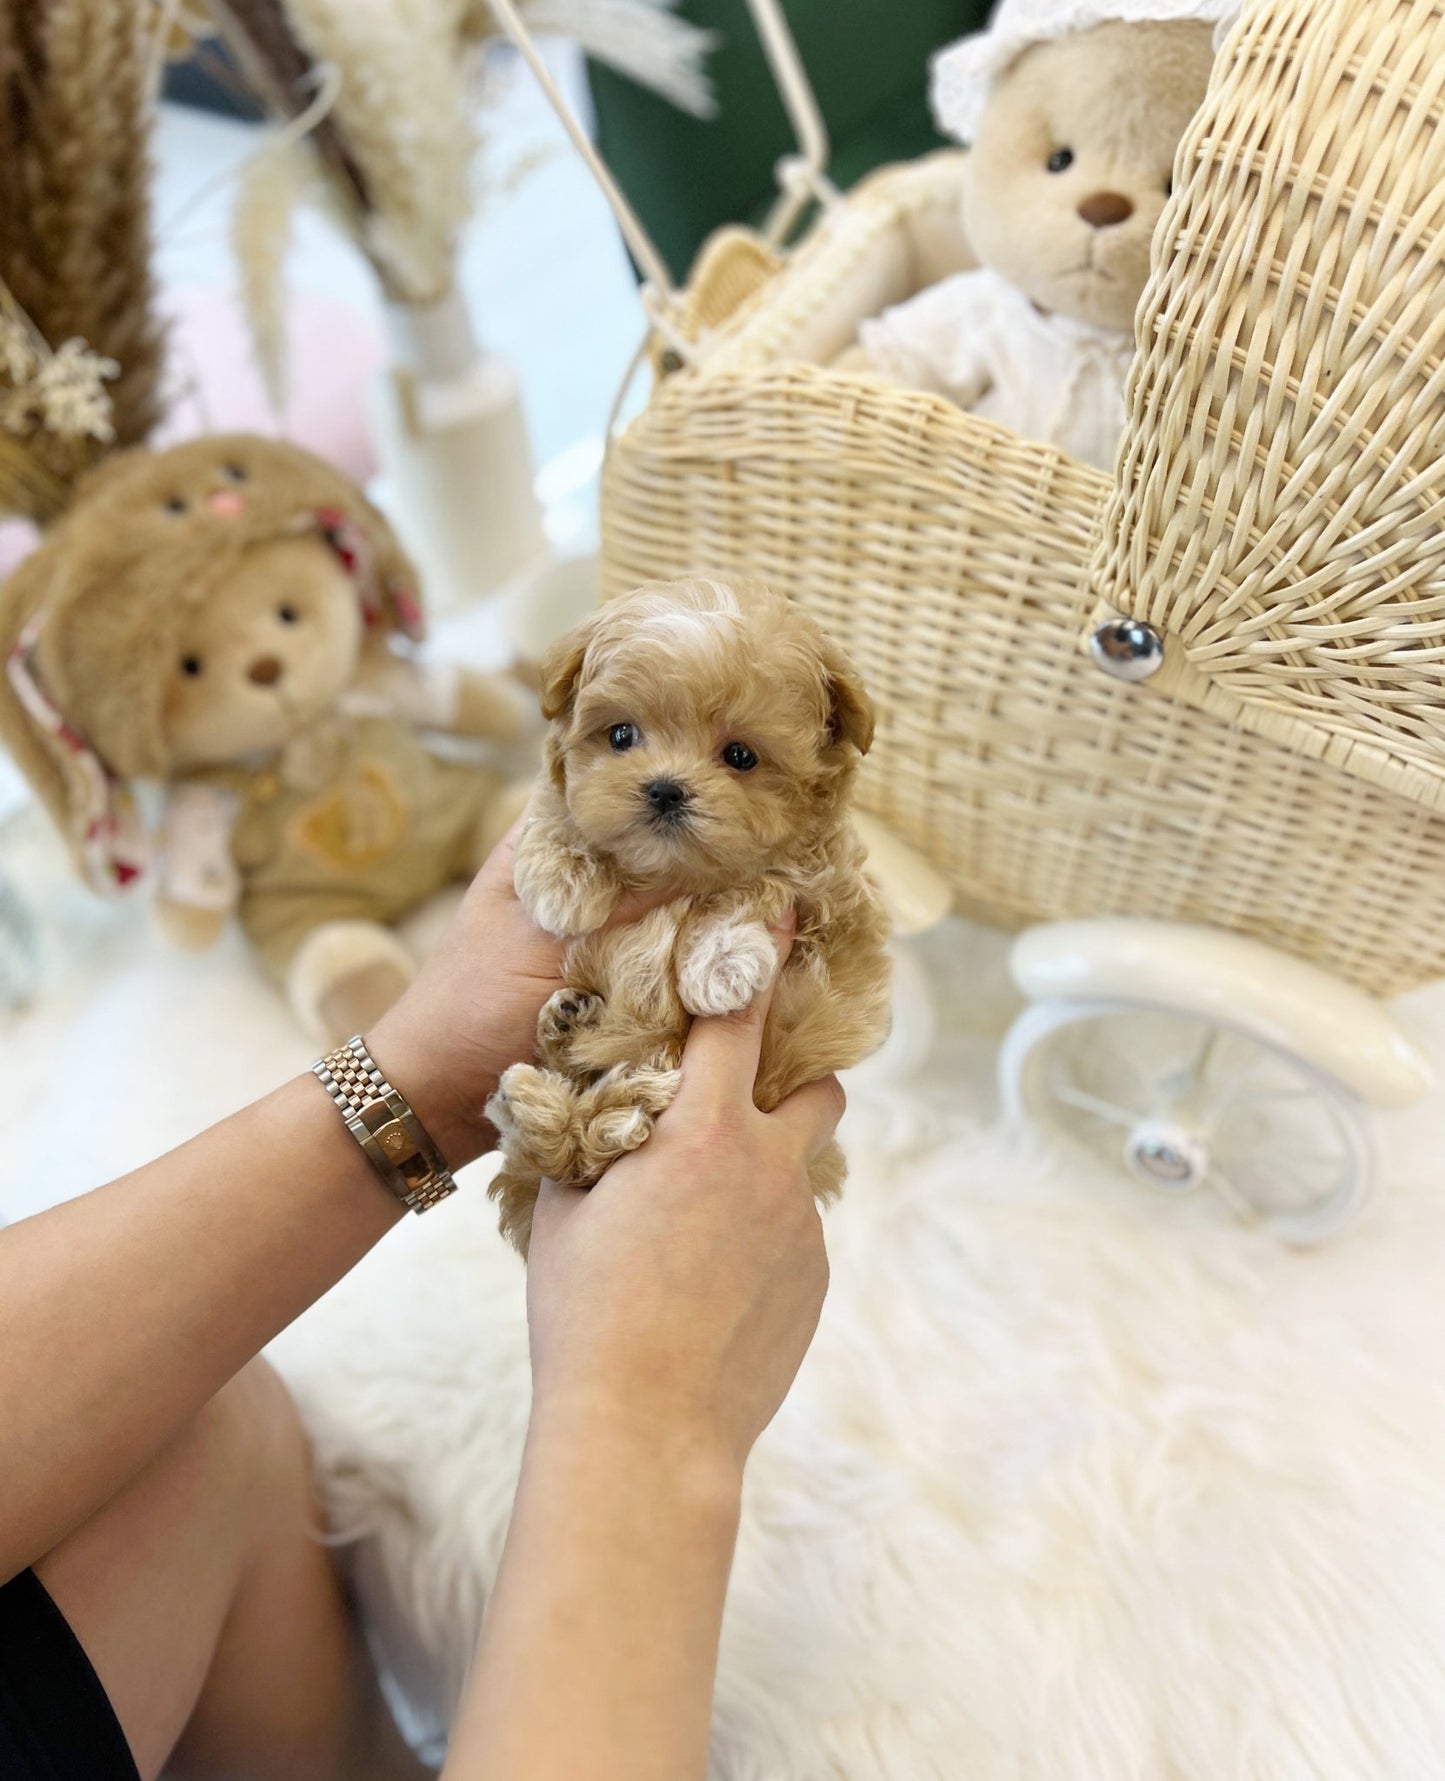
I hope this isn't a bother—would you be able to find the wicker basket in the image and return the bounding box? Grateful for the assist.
[599,0,1445,999]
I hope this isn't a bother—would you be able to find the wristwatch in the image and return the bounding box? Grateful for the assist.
[311,1035,457,1213]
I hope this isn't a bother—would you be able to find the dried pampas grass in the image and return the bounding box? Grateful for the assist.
[208,0,713,393]
[283,0,474,304]
[466,0,716,118]
[231,141,311,409]
[0,0,165,521]
[206,0,470,307]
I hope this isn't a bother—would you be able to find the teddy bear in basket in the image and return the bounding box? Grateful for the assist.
[0,435,535,1043]
[854,0,1227,471]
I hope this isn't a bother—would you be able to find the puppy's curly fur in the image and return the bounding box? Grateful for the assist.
[487,577,892,1255]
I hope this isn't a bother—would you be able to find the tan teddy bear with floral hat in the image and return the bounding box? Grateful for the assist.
[0,433,534,1042]
[857,0,1228,470]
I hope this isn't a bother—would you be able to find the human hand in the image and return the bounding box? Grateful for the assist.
[524,918,843,1482]
[367,823,660,1171]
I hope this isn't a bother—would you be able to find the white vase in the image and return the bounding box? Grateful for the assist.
[368,289,548,616]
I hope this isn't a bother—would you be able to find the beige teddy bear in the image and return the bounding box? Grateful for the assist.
[857,0,1225,470]
[0,435,535,1041]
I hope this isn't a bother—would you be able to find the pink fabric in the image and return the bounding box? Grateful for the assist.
[154,285,386,484]
[0,520,38,582]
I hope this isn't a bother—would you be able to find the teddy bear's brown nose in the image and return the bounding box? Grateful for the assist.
[1077,191,1135,229]
[247,655,284,687]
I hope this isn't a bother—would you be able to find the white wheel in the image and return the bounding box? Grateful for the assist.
[1000,999,1375,1244]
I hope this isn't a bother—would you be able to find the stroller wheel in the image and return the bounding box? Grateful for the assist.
[1000,997,1375,1243]
[995,918,1432,1244]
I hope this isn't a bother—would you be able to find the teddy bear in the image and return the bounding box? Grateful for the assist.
[854,0,1227,471]
[0,434,535,1042]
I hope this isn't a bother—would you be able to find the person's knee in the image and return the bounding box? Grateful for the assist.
[31,1361,319,1781]
[174,1360,313,1555]
[188,1358,312,1539]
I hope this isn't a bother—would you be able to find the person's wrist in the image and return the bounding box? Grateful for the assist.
[526,1386,748,1516]
[363,1011,497,1173]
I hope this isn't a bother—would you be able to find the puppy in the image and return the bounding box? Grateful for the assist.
[486,576,893,1255]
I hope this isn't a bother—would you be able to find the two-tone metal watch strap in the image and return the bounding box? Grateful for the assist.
[312,1036,457,1213]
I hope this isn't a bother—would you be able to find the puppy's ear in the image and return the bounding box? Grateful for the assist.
[820,637,875,756]
[538,611,600,721]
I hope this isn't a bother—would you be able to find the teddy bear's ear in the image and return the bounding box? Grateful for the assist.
[0,552,147,893]
[538,610,600,721]
[354,495,426,637]
[66,443,157,508]
[0,557,76,844]
[818,634,875,756]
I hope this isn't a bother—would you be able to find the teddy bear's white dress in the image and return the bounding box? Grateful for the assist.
[859,266,1137,472]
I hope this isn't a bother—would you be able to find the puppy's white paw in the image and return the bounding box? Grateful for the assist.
[678,919,778,1017]
[516,849,617,938]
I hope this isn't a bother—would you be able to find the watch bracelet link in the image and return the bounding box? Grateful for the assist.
[312,1035,457,1214]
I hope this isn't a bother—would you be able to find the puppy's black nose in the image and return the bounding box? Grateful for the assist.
[645,778,687,817]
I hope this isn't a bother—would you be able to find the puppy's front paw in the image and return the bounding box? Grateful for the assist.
[536,988,604,1067]
[678,918,778,1017]
[515,846,618,938]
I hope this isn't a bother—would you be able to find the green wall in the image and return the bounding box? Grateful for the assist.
[588,0,990,281]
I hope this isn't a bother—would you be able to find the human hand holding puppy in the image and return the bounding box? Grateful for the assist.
[526,911,841,1467]
[444,914,843,1781]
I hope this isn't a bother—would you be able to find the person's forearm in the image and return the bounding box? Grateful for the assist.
[0,1039,486,1581]
[445,1402,743,1781]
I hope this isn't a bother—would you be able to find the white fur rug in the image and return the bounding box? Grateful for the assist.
[269,922,1445,1781]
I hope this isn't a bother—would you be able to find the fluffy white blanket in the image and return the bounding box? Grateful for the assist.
[267,921,1445,1780]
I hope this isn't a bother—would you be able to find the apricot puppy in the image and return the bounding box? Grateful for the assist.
[487,576,892,1255]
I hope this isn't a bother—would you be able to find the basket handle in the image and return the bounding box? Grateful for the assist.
[486,0,835,358]
[742,0,836,245]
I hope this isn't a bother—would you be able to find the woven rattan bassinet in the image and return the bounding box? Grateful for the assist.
[597,0,1445,1000]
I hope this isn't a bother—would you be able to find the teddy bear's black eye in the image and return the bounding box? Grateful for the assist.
[1047,147,1075,174]
[180,655,203,678]
[721,741,758,772]
[277,604,299,625]
[221,462,247,483]
[609,722,641,752]
[164,496,189,515]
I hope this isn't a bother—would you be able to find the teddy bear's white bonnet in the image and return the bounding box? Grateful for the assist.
[931,0,1238,142]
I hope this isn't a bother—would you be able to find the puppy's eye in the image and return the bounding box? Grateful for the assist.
[609,722,641,752]
[180,655,204,678]
[721,741,758,772]
[164,496,189,515]
[277,603,299,625]
[1046,147,1074,174]
[221,462,247,483]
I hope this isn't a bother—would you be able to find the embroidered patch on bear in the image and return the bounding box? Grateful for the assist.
[287,759,411,871]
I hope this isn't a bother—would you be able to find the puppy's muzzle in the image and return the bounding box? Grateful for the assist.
[643,778,690,826]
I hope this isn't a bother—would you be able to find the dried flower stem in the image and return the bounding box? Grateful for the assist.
[0,0,165,521]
